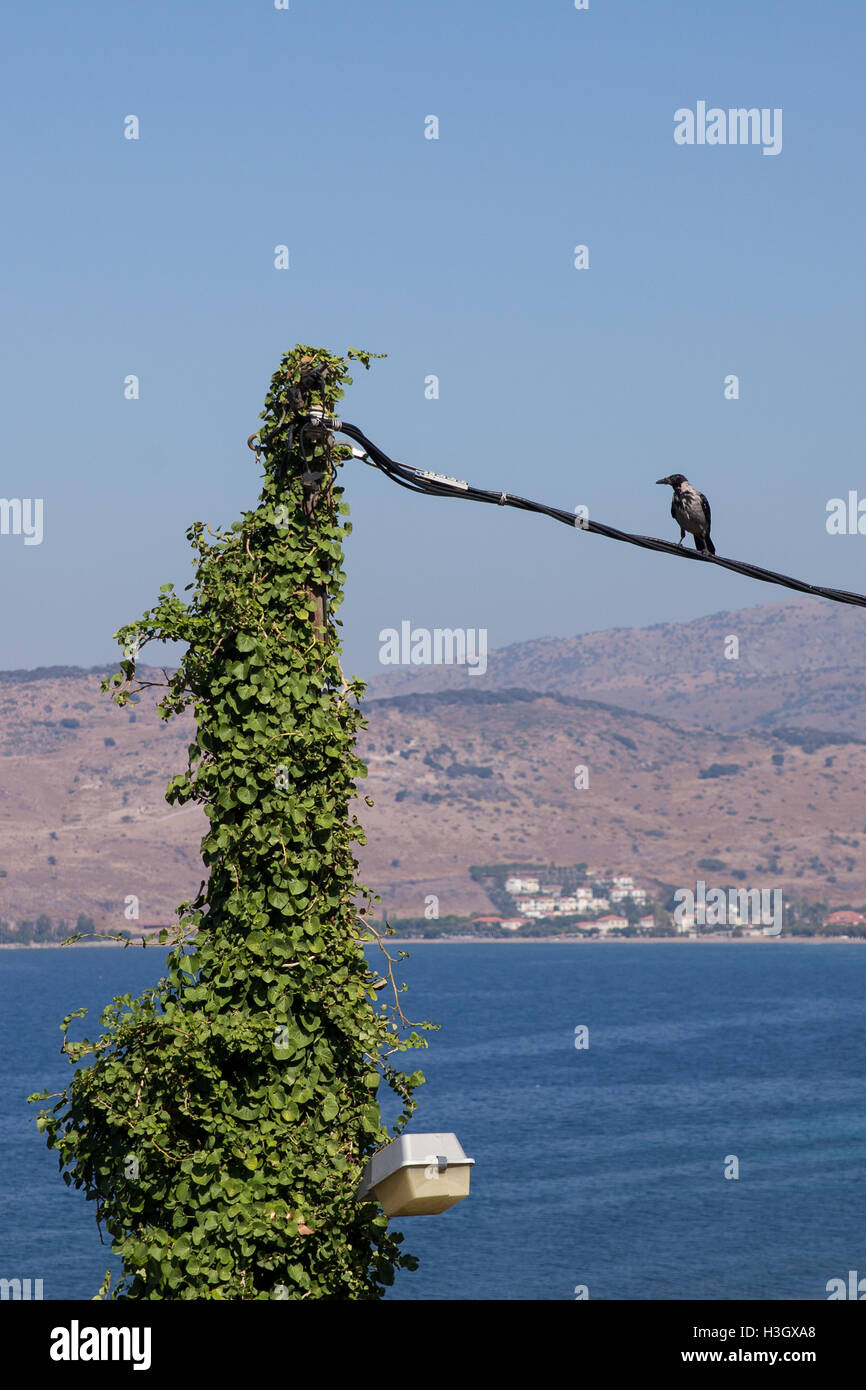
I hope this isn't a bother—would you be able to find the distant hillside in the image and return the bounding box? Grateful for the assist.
[2,664,866,930]
[361,597,866,735]
[355,686,866,917]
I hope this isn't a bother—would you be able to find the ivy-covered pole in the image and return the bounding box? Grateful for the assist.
[30,345,430,1299]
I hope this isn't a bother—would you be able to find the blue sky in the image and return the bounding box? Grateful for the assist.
[1,0,864,677]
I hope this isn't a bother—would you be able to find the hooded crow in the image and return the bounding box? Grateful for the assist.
[656,474,715,555]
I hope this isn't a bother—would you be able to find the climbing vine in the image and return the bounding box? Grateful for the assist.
[30,345,431,1299]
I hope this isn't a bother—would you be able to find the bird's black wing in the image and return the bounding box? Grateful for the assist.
[670,497,678,523]
[699,493,712,532]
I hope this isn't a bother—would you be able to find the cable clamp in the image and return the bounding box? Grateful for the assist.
[417,469,469,491]
[498,492,507,505]
[307,405,342,429]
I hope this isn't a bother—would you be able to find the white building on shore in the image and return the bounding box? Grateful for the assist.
[594,915,629,933]
[505,876,540,895]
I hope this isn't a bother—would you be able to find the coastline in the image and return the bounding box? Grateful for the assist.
[2,934,863,951]
[384,935,866,945]
[0,939,161,949]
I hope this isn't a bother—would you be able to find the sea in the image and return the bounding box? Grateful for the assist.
[1,941,864,1301]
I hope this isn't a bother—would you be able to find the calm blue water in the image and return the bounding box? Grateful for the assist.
[1,942,864,1301]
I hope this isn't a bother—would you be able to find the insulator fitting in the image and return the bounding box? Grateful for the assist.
[306,405,341,432]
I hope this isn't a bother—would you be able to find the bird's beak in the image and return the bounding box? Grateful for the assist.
[656,477,671,486]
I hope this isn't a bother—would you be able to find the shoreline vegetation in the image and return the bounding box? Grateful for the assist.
[6,863,865,949]
[1,934,864,950]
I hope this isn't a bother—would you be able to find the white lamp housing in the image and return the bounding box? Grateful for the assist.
[356,1132,475,1216]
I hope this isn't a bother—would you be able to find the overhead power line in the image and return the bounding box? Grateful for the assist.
[298,412,866,612]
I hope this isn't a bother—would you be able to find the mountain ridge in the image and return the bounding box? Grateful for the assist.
[3,597,866,928]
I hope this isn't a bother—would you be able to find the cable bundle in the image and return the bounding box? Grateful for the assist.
[331,420,866,611]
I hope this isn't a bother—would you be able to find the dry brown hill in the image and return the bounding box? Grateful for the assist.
[2,631,865,929]
[362,596,866,736]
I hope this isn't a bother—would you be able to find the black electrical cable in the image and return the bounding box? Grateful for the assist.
[334,420,866,612]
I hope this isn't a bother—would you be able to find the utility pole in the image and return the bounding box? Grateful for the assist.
[296,358,333,646]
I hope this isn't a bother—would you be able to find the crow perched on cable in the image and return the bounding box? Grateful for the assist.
[656,474,715,555]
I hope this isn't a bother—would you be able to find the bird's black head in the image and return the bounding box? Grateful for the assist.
[656,473,687,488]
